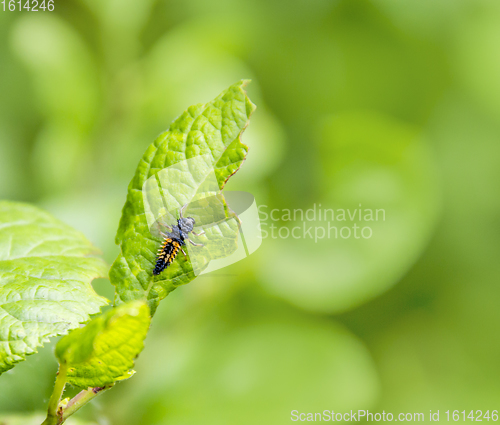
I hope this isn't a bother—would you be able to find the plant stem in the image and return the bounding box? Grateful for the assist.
[41,370,114,425]
[62,384,114,421]
[42,364,68,425]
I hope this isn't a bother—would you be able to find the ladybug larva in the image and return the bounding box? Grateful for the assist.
[153,204,205,276]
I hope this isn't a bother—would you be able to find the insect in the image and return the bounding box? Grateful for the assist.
[153,204,205,276]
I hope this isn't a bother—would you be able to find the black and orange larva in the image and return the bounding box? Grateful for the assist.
[153,204,205,276]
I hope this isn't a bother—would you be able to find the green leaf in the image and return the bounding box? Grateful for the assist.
[56,301,150,388]
[110,80,255,314]
[0,201,108,375]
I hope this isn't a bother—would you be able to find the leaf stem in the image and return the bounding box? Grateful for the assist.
[42,364,68,425]
[41,371,113,425]
[62,384,114,421]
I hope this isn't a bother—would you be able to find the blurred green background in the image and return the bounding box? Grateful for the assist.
[1,0,500,423]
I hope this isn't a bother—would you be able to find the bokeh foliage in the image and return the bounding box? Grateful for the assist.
[1,0,500,423]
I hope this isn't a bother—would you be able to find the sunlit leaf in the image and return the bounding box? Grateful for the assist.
[0,201,108,375]
[110,80,255,314]
[56,301,150,388]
